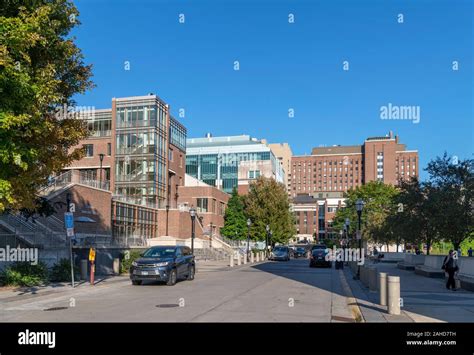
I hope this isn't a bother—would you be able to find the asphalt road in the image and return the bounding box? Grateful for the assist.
[0,258,356,322]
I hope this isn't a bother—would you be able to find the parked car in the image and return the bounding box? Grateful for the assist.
[130,246,195,286]
[311,244,328,251]
[294,247,307,258]
[270,246,290,261]
[309,248,331,268]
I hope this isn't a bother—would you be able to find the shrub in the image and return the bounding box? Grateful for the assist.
[49,258,78,282]
[120,250,143,274]
[0,262,49,287]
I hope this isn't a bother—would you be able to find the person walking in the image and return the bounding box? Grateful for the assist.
[468,247,473,257]
[442,250,459,291]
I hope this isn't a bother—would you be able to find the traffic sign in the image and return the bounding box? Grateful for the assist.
[64,212,74,237]
[89,248,96,262]
[356,231,361,240]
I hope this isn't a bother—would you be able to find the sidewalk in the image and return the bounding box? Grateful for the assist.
[343,262,474,322]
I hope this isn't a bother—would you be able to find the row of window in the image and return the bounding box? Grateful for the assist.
[196,197,226,215]
[83,143,111,157]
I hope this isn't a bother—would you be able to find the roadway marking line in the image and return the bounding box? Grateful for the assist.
[339,269,365,323]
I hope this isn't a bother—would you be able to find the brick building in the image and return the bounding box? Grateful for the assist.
[290,131,418,198]
[290,132,418,242]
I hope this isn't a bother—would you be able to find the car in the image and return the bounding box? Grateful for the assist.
[311,244,328,251]
[294,247,307,258]
[309,248,331,268]
[270,246,290,261]
[130,246,195,286]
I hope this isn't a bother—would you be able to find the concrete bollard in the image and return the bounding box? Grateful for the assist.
[368,268,377,292]
[113,258,120,275]
[387,275,401,315]
[256,252,260,262]
[80,259,88,280]
[260,252,264,260]
[237,254,241,266]
[379,272,387,306]
[230,254,234,267]
[250,252,254,263]
[243,253,247,265]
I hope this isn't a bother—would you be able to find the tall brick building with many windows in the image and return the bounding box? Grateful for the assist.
[290,132,419,242]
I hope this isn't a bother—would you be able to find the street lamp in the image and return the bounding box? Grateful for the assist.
[246,218,252,257]
[98,153,105,188]
[354,199,364,280]
[266,224,270,258]
[344,218,350,265]
[189,207,196,254]
[209,222,213,249]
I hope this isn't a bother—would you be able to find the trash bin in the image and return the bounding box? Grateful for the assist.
[80,259,88,280]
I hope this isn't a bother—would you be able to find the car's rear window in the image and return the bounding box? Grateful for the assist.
[274,247,287,252]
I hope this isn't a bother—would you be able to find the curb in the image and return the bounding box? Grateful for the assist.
[338,268,365,323]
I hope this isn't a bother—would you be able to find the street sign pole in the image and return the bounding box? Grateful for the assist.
[64,206,75,288]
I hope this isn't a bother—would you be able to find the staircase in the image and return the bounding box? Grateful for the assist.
[0,212,67,248]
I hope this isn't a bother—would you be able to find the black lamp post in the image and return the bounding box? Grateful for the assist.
[246,218,251,257]
[189,207,196,254]
[354,199,364,280]
[344,218,350,265]
[265,224,270,258]
[209,222,213,249]
[98,153,105,188]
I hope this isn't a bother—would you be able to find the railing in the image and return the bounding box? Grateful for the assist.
[78,178,110,191]
[38,170,73,195]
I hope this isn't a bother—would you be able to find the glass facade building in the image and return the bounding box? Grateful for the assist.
[186,135,284,193]
[113,95,186,208]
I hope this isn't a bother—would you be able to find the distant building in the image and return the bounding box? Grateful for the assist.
[185,134,285,194]
[266,142,293,195]
[290,131,418,198]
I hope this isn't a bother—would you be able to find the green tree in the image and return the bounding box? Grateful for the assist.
[425,153,474,250]
[244,176,296,245]
[333,181,399,247]
[0,0,93,212]
[220,187,247,239]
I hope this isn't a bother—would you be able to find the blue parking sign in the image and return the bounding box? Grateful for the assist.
[64,212,74,229]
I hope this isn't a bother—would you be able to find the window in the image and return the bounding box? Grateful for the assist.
[107,143,111,156]
[248,170,261,179]
[83,144,94,157]
[197,198,208,213]
[169,148,173,162]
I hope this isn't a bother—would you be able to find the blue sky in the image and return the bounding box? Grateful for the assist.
[73,0,473,180]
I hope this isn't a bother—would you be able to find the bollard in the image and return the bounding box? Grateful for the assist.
[250,252,254,263]
[230,254,234,267]
[260,252,264,261]
[80,259,88,280]
[113,258,120,275]
[379,272,387,306]
[243,253,247,265]
[387,275,401,315]
[256,252,260,262]
[368,268,377,292]
[237,253,241,266]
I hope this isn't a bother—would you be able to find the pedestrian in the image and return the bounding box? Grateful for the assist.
[442,250,459,291]
[468,247,473,257]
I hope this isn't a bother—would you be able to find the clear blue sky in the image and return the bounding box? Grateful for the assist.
[73,0,473,180]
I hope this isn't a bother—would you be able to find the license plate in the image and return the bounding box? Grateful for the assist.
[141,271,149,275]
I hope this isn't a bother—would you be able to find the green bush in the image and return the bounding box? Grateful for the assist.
[0,262,49,287]
[49,258,78,282]
[120,250,143,274]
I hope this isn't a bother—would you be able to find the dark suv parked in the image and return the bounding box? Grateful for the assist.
[130,246,195,286]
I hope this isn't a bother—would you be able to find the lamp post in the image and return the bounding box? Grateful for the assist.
[189,207,196,254]
[98,153,105,188]
[246,218,251,257]
[209,222,213,249]
[354,199,364,280]
[344,218,350,265]
[265,224,270,258]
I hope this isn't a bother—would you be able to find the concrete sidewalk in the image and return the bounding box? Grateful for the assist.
[344,262,474,322]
